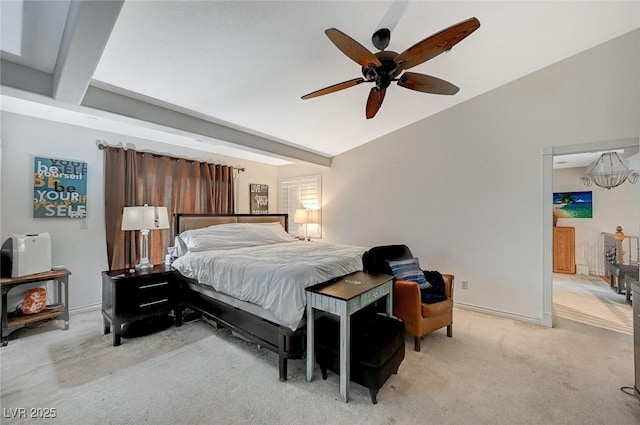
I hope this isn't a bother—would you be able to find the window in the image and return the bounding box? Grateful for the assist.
[279,174,321,238]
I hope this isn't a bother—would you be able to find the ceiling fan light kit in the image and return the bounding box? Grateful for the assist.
[301,17,481,119]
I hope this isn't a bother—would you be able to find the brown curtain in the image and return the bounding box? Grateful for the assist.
[104,147,235,270]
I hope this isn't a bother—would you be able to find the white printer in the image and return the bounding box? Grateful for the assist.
[1,233,52,278]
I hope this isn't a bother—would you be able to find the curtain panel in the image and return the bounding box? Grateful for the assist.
[104,147,235,270]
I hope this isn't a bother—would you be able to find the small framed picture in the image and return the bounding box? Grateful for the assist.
[249,183,269,214]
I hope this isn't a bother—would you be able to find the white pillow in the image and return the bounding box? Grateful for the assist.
[168,235,189,257]
[180,222,295,252]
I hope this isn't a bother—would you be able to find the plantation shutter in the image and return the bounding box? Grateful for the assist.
[279,175,321,238]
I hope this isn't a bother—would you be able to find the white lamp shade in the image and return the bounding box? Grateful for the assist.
[121,206,170,230]
[294,209,307,224]
[294,208,319,224]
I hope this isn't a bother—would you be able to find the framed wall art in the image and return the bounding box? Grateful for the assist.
[249,183,269,214]
[33,156,87,218]
[553,191,592,218]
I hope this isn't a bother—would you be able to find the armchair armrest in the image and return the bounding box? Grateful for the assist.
[393,279,422,336]
[442,274,454,298]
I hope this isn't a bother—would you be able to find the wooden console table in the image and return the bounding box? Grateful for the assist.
[305,271,394,402]
[1,268,71,346]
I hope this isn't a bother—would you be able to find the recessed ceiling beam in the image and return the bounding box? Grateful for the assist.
[82,86,332,167]
[0,59,52,97]
[52,0,124,104]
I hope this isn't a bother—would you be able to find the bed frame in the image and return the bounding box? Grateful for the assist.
[173,213,306,381]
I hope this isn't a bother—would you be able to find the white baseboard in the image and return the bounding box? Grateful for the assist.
[454,301,544,327]
[70,303,101,315]
[69,301,547,327]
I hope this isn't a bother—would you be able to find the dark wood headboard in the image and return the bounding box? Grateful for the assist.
[174,213,288,235]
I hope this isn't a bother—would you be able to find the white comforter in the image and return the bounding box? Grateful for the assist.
[172,241,367,330]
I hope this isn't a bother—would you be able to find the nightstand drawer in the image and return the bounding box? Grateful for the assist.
[114,280,175,317]
[137,296,171,311]
[358,281,392,306]
[102,267,179,319]
[137,280,172,301]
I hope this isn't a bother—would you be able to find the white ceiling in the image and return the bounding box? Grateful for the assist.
[2,1,640,166]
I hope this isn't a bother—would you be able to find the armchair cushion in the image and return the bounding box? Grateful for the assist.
[421,298,453,317]
[388,257,429,288]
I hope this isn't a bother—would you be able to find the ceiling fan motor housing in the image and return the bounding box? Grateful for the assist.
[362,51,402,89]
[371,28,391,51]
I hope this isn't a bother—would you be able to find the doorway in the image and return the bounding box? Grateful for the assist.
[542,137,640,328]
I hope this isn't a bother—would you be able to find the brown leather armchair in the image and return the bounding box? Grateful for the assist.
[363,245,454,352]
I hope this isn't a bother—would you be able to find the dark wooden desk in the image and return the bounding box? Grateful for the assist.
[305,271,394,402]
[1,268,71,346]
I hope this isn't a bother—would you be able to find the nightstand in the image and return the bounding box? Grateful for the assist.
[101,265,182,346]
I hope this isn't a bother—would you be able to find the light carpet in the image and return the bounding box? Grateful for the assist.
[1,292,639,424]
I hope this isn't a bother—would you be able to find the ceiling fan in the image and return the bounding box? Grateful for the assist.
[301,17,481,119]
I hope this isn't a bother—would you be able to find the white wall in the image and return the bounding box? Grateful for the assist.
[553,166,639,276]
[0,113,279,310]
[280,29,640,324]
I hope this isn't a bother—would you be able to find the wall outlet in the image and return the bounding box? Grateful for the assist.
[461,280,469,289]
[80,219,88,229]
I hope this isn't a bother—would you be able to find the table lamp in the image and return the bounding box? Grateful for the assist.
[294,208,319,241]
[121,205,170,271]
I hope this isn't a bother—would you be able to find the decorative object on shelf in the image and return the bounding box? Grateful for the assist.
[581,152,639,190]
[294,208,319,241]
[121,205,170,271]
[249,183,269,214]
[20,287,47,314]
[33,156,88,218]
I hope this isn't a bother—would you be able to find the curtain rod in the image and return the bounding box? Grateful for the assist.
[97,142,245,172]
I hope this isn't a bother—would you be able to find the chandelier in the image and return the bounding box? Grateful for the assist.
[581,152,639,190]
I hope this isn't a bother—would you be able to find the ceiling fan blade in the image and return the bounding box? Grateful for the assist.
[365,87,386,119]
[325,28,382,68]
[398,72,460,95]
[301,78,366,100]
[394,17,480,70]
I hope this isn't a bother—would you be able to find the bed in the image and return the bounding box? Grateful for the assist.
[171,213,367,381]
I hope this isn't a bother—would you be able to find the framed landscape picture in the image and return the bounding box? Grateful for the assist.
[553,191,592,218]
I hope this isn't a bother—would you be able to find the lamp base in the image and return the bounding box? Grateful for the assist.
[134,261,153,272]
